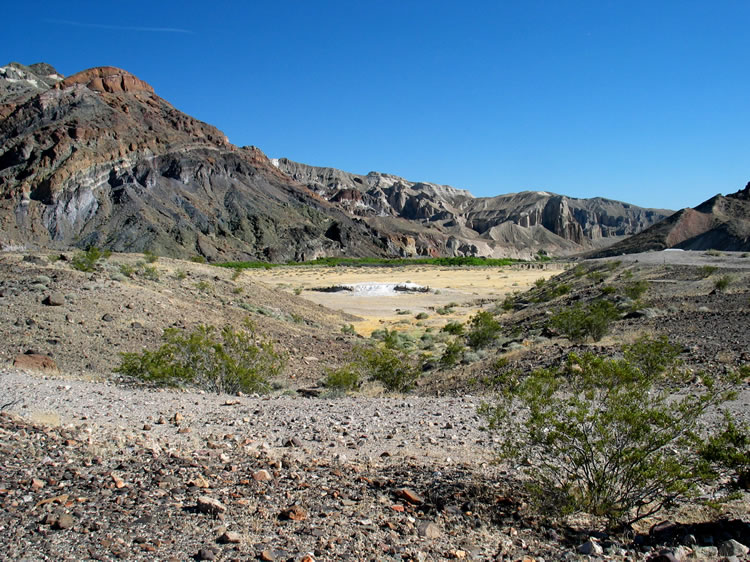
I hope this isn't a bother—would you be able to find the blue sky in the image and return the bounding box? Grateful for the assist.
[4,1,749,210]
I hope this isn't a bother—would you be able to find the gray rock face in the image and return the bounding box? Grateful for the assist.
[275,159,672,259]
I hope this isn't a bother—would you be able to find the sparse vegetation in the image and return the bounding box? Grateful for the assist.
[141,265,159,281]
[190,255,206,264]
[143,250,159,264]
[119,263,136,278]
[699,265,718,278]
[322,366,360,393]
[71,246,110,272]
[623,280,649,300]
[340,344,421,393]
[549,300,619,342]
[466,310,501,349]
[700,413,750,490]
[440,339,465,367]
[415,312,429,320]
[173,269,187,280]
[115,320,284,394]
[441,321,465,335]
[714,274,733,292]
[480,341,736,527]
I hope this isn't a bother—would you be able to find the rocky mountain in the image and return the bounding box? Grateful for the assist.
[589,182,750,257]
[0,62,670,261]
[275,158,672,258]
[0,63,389,261]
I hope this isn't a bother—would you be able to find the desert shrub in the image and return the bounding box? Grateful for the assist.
[623,280,649,300]
[600,285,617,295]
[415,312,430,320]
[501,293,516,311]
[174,269,187,280]
[441,321,465,335]
[480,347,734,527]
[119,263,136,278]
[623,333,682,377]
[587,270,605,283]
[71,246,110,272]
[141,265,159,281]
[195,280,212,293]
[700,413,750,489]
[705,249,722,256]
[436,306,453,315]
[322,366,361,393]
[466,310,501,349]
[341,323,357,335]
[440,339,465,367]
[231,268,243,281]
[346,344,420,392]
[143,250,159,264]
[372,328,415,351]
[115,320,284,394]
[572,264,586,277]
[714,275,733,292]
[293,287,302,295]
[232,287,243,294]
[535,282,571,302]
[549,300,619,343]
[699,265,718,278]
[190,255,207,263]
[534,277,546,288]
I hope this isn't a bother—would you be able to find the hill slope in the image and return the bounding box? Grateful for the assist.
[589,182,750,257]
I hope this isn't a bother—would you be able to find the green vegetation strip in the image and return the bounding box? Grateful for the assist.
[216,256,521,270]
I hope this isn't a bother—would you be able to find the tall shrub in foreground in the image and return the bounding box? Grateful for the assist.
[115,320,284,394]
[480,336,736,528]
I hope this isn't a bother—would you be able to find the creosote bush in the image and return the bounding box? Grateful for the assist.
[480,336,736,527]
[700,413,750,489]
[466,310,501,349]
[549,299,619,342]
[336,344,421,393]
[115,320,284,394]
[71,246,110,272]
[322,366,361,393]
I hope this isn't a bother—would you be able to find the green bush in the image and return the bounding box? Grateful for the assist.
[323,366,361,392]
[480,343,734,527]
[190,255,207,263]
[440,339,465,367]
[700,413,750,489]
[714,275,733,292]
[466,310,501,349]
[549,300,619,342]
[143,250,159,264]
[115,320,285,394]
[623,280,649,300]
[119,263,136,278]
[351,344,420,392]
[174,269,187,280]
[141,265,159,281]
[699,265,718,278]
[534,277,546,288]
[71,246,110,272]
[441,321,465,335]
[415,312,430,320]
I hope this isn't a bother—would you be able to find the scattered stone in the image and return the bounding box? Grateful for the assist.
[173,412,184,425]
[189,476,210,488]
[252,470,272,482]
[101,313,114,322]
[279,504,307,521]
[197,496,227,514]
[53,513,74,530]
[259,550,275,561]
[577,539,603,555]
[417,521,440,539]
[196,547,217,560]
[395,487,424,505]
[719,539,749,557]
[218,531,241,544]
[284,436,303,448]
[43,292,65,306]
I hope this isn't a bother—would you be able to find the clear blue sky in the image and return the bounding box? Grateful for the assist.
[4,1,749,210]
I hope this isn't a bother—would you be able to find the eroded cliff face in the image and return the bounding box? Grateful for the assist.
[275,159,672,258]
[0,64,388,260]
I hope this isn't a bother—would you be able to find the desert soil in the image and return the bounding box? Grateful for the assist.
[1,249,749,561]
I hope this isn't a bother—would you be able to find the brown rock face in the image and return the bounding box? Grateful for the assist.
[0,63,389,261]
[57,67,155,94]
[13,353,58,373]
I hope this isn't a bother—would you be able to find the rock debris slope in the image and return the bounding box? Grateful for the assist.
[1,61,669,261]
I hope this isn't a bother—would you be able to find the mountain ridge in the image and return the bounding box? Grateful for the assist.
[1,62,672,260]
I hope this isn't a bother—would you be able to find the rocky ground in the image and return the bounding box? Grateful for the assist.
[1,249,749,561]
